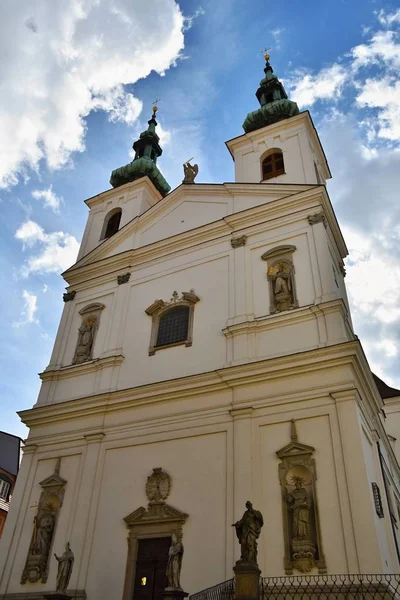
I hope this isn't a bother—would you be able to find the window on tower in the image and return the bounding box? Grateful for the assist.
[145,291,200,355]
[101,208,122,239]
[261,151,285,181]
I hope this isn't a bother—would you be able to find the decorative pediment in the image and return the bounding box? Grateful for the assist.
[39,473,67,489]
[276,440,315,460]
[261,245,296,261]
[124,502,188,527]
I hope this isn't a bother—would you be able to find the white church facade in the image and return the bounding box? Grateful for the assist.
[1,55,400,600]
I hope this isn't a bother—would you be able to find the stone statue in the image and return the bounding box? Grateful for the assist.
[54,542,74,594]
[34,512,55,557]
[271,264,294,312]
[166,534,184,589]
[182,160,198,184]
[287,476,310,539]
[73,319,95,364]
[233,501,264,564]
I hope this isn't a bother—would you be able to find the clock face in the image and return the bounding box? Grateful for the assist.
[145,468,171,502]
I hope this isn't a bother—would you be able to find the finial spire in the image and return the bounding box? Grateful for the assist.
[290,419,298,442]
[263,47,271,61]
[242,51,299,133]
[110,103,171,196]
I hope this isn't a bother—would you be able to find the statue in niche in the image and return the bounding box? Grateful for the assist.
[182,159,198,184]
[233,501,264,564]
[287,475,310,539]
[166,534,184,589]
[73,317,96,364]
[269,261,295,312]
[54,542,74,594]
[34,511,55,556]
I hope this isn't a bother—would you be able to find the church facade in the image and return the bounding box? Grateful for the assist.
[1,55,400,600]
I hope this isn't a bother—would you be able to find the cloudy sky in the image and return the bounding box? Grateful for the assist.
[1,0,400,437]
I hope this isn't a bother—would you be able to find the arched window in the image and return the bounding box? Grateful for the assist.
[261,151,285,181]
[102,208,122,239]
[145,290,200,355]
[156,306,189,347]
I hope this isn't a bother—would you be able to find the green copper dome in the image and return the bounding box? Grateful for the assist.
[243,56,299,134]
[110,108,171,197]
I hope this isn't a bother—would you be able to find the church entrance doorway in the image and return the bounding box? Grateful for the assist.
[133,537,170,600]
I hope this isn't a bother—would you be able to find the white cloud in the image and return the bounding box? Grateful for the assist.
[183,7,205,32]
[320,114,400,386]
[13,290,39,327]
[0,0,185,188]
[271,28,285,50]
[31,186,62,213]
[288,64,347,107]
[356,77,400,141]
[43,284,48,293]
[376,9,400,27]
[15,220,80,276]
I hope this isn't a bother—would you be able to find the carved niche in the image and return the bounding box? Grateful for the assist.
[261,245,298,314]
[21,458,67,585]
[72,303,105,365]
[276,421,326,575]
[122,468,188,600]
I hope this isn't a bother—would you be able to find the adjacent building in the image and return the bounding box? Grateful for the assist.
[1,54,400,600]
[0,432,22,538]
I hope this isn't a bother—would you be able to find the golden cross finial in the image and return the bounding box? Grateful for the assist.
[152,98,161,114]
[262,47,271,61]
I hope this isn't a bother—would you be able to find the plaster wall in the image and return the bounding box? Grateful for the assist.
[384,400,400,465]
[360,420,394,571]
[2,362,400,599]
[37,210,352,406]
[231,120,324,186]
[78,182,161,260]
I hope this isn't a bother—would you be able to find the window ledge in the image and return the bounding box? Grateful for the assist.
[149,339,192,356]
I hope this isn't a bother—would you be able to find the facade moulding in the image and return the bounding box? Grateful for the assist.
[40,353,124,382]
[64,185,345,286]
[222,299,353,340]
[21,341,374,426]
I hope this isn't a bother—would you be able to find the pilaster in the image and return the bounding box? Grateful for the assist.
[230,408,254,562]
[74,433,105,592]
[332,390,384,573]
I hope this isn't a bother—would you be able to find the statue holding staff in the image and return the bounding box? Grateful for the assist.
[54,542,74,594]
[233,501,264,564]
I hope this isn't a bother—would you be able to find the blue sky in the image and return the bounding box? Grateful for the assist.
[1,0,400,437]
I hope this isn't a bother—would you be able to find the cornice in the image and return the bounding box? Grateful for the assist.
[20,341,371,429]
[84,175,162,208]
[222,299,352,338]
[63,185,346,288]
[40,354,124,382]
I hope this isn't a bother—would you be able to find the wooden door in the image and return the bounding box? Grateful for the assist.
[133,537,170,600]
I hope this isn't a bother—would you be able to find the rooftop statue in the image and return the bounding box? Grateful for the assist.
[182,158,198,184]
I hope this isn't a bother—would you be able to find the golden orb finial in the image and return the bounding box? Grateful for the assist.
[152,98,161,115]
[263,47,271,61]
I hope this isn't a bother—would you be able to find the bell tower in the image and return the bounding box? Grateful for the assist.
[227,52,331,186]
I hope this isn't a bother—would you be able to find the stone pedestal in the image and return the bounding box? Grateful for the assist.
[233,561,261,600]
[163,588,189,600]
[43,593,72,600]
